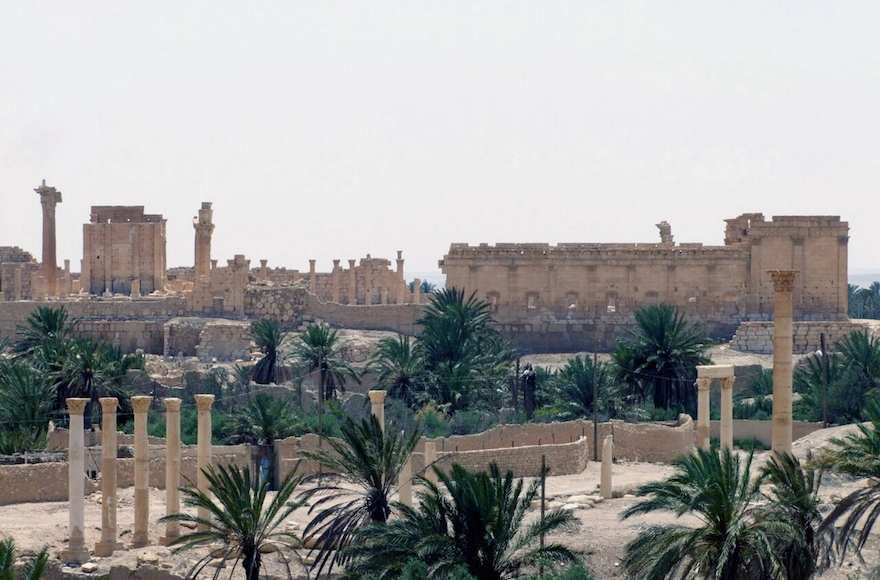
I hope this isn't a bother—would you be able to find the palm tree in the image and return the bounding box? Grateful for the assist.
[250,319,289,385]
[836,329,880,393]
[0,362,56,453]
[300,414,422,577]
[816,398,880,560]
[365,334,425,407]
[160,464,306,580]
[621,447,810,580]
[554,355,617,420]
[0,538,49,580]
[235,393,301,447]
[290,323,359,403]
[11,306,76,359]
[612,303,710,413]
[342,462,579,580]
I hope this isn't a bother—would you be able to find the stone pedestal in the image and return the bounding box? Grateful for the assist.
[95,398,123,556]
[720,376,735,451]
[696,378,711,451]
[195,395,215,531]
[368,390,387,433]
[399,455,412,507]
[130,396,152,548]
[601,436,613,500]
[424,440,437,484]
[160,398,182,546]
[59,398,90,563]
[769,270,797,454]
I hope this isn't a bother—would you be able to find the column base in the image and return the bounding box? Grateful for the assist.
[94,541,125,557]
[58,547,91,564]
[129,536,150,549]
[159,535,180,547]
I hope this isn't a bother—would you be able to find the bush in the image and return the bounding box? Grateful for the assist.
[447,409,497,436]
[415,402,448,438]
[521,563,595,580]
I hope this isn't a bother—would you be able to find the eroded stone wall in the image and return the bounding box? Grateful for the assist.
[730,321,869,354]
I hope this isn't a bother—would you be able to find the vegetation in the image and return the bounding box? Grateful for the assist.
[160,464,306,580]
[621,447,823,580]
[612,304,711,414]
[364,334,425,407]
[300,414,422,577]
[290,323,360,402]
[849,282,880,319]
[250,319,288,385]
[342,462,579,580]
[0,537,49,580]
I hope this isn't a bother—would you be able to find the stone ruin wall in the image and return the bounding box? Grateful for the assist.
[275,416,695,480]
[731,320,871,354]
[441,215,849,351]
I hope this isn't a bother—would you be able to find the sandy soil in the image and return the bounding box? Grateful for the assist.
[3,445,880,580]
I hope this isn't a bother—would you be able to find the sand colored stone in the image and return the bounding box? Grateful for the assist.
[195,394,215,531]
[130,396,153,548]
[368,390,387,433]
[59,398,90,563]
[770,269,797,453]
[601,435,613,500]
[159,398,182,546]
[95,397,124,556]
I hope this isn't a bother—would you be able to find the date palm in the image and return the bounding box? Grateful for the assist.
[300,414,422,577]
[11,306,76,360]
[365,334,425,407]
[612,303,710,413]
[250,319,289,385]
[554,355,617,420]
[160,464,306,580]
[290,323,359,401]
[0,538,49,580]
[342,462,579,580]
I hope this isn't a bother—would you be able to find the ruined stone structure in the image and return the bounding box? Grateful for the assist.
[35,180,62,297]
[82,206,167,296]
[0,247,39,302]
[441,214,849,350]
[193,202,214,281]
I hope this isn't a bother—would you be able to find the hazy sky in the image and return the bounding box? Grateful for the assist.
[2,2,878,276]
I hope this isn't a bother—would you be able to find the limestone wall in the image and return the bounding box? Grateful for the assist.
[708,419,824,448]
[730,321,869,354]
[303,293,420,334]
[163,318,251,361]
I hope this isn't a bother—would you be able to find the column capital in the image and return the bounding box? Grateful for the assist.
[131,396,153,413]
[368,390,387,405]
[695,378,712,391]
[720,376,736,390]
[194,394,216,411]
[767,269,798,292]
[163,398,182,412]
[99,397,119,411]
[66,398,90,414]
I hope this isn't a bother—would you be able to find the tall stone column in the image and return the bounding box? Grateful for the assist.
[769,270,797,454]
[160,398,182,546]
[195,394,215,531]
[601,435,613,500]
[423,440,437,484]
[35,180,62,298]
[364,258,373,305]
[396,251,405,304]
[130,396,153,548]
[696,378,711,451]
[60,398,90,563]
[95,398,123,556]
[260,259,268,281]
[331,260,341,303]
[368,390,387,433]
[720,376,735,451]
[193,202,214,280]
[398,455,412,507]
[309,260,316,292]
[348,260,356,305]
[413,278,421,305]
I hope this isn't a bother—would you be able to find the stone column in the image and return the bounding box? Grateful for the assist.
[193,202,214,280]
[696,378,711,451]
[364,257,373,304]
[160,398,182,546]
[348,260,356,305]
[130,279,141,299]
[720,376,735,451]
[195,394,215,531]
[399,455,412,507]
[95,398,123,556]
[601,435,613,500]
[130,396,152,548]
[309,259,316,292]
[60,398,90,563]
[769,270,797,454]
[331,260,341,303]
[396,250,405,304]
[424,440,437,484]
[413,278,421,305]
[368,390,387,433]
[35,180,62,297]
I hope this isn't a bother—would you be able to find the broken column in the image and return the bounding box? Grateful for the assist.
[696,377,711,451]
[60,398,90,563]
[424,440,437,483]
[396,251,405,303]
[160,398,182,546]
[769,269,797,454]
[130,396,152,548]
[368,390,387,433]
[332,260,341,302]
[95,397,123,556]
[601,435,613,500]
[720,375,735,451]
[35,180,62,298]
[309,259,316,292]
[413,278,421,304]
[193,202,214,280]
[195,394,215,531]
[348,260,356,305]
[399,455,412,507]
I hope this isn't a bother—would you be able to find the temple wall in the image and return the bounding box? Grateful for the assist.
[730,320,869,354]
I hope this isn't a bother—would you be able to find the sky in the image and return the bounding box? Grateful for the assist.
[1,2,878,278]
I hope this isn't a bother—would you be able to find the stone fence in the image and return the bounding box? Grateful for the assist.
[274,416,695,481]
[708,419,824,448]
[0,444,249,505]
[730,321,869,354]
